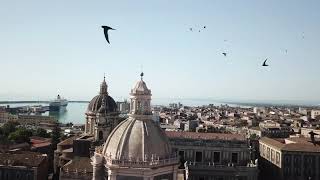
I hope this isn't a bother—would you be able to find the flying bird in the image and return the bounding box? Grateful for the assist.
[203,26,206,29]
[222,53,227,57]
[101,26,115,44]
[189,28,193,31]
[262,59,269,66]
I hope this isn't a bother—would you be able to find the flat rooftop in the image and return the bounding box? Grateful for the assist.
[165,131,246,141]
[260,137,320,153]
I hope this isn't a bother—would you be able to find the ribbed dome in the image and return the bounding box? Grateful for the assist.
[131,80,151,95]
[102,116,172,161]
[87,95,117,114]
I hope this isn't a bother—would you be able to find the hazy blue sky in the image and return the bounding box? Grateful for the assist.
[0,0,319,104]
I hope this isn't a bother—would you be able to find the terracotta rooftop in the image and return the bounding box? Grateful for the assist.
[0,151,47,167]
[165,131,246,141]
[260,137,320,153]
[30,136,52,149]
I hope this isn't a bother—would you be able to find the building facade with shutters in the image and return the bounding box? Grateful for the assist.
[166,131,258,180]
[259,137,320,180]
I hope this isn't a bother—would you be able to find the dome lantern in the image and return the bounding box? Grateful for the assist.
[129,72,152,115]
[99,75,108,95]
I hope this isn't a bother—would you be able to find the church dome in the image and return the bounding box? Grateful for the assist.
[102,116,171,161]
[86,77,117,114]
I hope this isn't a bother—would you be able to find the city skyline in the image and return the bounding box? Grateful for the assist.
[1,0,320,104]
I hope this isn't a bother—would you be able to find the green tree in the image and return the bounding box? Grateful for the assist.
[2,121,19,136]
[51,123,61,149]
[35,128,50,138]
[8,127,33,143]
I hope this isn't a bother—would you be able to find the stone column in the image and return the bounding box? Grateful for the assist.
[92,153,103,180]
[85,117,88,134]
[91,118,95,135]
[173,165,179,180]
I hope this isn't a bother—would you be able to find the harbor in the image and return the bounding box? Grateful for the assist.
[0,102,89,124]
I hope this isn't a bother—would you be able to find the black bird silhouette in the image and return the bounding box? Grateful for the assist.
[203,26,206,29]
[101,26,115,44]
[222,53,227,57]
[189,28,193,31]
[262,59,269,66]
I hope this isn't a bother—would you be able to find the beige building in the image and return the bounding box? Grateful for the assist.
[259,137,320,180]
[0,111,18,123]
[300,128,320,138]
[166,131,258,180]
[311,109,320,119]
[17,114,56,126]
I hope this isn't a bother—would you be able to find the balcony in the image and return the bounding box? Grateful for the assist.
[105,156,179,168]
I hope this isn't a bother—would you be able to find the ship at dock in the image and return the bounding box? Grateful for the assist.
[49,95,68,112]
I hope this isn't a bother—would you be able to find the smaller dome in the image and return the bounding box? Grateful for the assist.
[87,95,117,114]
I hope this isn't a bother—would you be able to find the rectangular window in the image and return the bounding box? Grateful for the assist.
[267,147,270,159]
[232,153,238,164]
[276,152,280,165]
[195,151,202,162]
[271,149,275,162]
[179,150,185,159]
[214,152,220,163]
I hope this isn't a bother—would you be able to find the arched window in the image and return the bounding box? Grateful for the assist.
[144,101,148,114]
[137,101,142,114]
[99,131,103,140]
[26,173,31,180]
[16,172,20,179]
